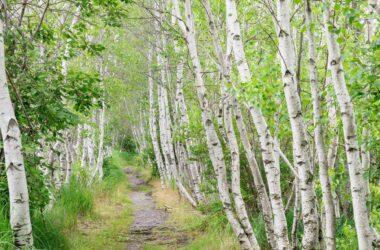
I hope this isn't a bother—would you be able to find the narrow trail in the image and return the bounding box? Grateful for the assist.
[125,168,190,250]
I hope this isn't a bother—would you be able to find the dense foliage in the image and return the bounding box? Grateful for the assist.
[0,0,378,249]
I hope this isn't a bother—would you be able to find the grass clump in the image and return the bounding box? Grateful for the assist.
[0,208,12,249]
[0,151,130,250]
[69,151,133,249]
[151,181,239,250]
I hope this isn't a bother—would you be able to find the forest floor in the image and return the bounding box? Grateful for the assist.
[125,167,192,249]
[69,159,197,249]
[70,152,239,250]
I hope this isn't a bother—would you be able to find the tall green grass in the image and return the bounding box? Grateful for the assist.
[0,151,127,249]
[0,208,12,249]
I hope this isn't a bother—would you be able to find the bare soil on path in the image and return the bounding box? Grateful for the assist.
[125,168,190,250]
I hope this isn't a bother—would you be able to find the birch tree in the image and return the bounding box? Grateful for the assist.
[201,0,276,247]
[224,0,290,248]
[148,49,167,188]
[323,0,374,247]
[272,0,319,247]
[172,0,259,248]
[0,17,33,248]
[305,1,336,248]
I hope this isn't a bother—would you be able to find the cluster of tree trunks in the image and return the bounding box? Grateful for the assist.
[146,0,379,249]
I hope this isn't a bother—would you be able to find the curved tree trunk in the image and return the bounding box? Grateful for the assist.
[224,0,290,248]
[148,49,166,188]
[172,0,256,248]
[323,1,373,248]
[223,87,258,247]
[305,1,336,248]
[174,54,205,203]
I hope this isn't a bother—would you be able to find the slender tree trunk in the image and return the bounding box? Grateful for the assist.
[64,138,72,184]
[87,120,96,170]
[97,103,105,179]
[0,19,33,248]
[61,6,81,77]
[57,147,65,188]
[274,0,319,247]
[148,49,166,188]
[224,0,290,248]
[223,86,258,247]
[291,180,300,249]
[234,102,277,250]
[172,0,257,248]
[81,123,89,168]
[323,1,373,248]
[174,51,205,203]
[326,78,341,218]
[74,124,83,159]
[201,0,275,246]
[95,74,106,180]
[365,0,378,43]
[305,1,336,248]
[154,6,172,179]
[159,0,197,208]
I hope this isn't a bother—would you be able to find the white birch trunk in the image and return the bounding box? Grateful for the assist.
[305,1,336,248]
[291,180,300,249]
[154,6,171,179]
[365,0,378,43]
[323,1,373,247]
[172,0,257,248]
[202,0,274,245]
[64,139,72,184]
[81,124,89,168]
[57,147,65,189]
[158,0,196,207]
[96,101,105,180]
[223,90,259,247]
[148,49,167,188]
[326,79,341,218]
[174,56,205,203]
[74,124,83,159]
[87,119,96,170]
[0,19,33,248]
[171,6,205,203]
[274,0,319,247]
[235,102,277,249]
[62,6,81,77]
[224,0,290,248]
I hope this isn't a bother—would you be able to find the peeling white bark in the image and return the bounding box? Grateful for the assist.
[224,0,290,248]
[274,0,319,247]
[174,54,205,204]
[223,90,259,248]
[305,1,336,248]
[172,0,256,248]
[148,48,166,189]
[323,1,373,247]
[0,19,33,248]
[96,100,105,180]
[326,79,341,218]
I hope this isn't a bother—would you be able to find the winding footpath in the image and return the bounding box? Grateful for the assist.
[125,168,190,249]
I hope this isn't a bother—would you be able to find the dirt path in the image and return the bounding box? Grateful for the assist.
[125,168,190,250]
